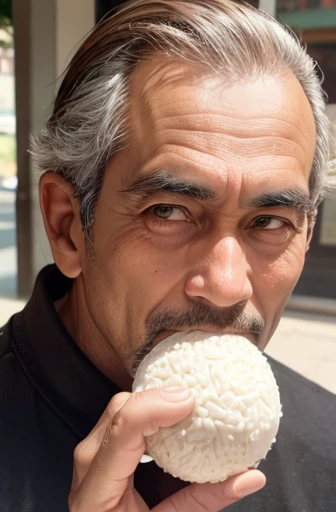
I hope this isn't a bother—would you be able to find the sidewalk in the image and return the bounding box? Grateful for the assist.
[265,311,336,395]
[0,296,26,324]
[1,297,335,394]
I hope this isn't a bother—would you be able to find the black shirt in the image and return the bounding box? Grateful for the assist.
[0,265,335,512]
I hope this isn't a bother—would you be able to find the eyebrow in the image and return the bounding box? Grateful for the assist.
[121,170,314,214]
[121,170,216,201]
[248,189,314,213]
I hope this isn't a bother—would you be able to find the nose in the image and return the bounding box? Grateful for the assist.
[185,236,253,308]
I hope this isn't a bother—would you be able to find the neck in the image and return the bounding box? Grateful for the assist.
[59,277,133,391]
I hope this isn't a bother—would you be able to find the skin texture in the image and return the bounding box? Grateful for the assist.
[39,58,317,510]
[40,58,316,389]
[68,387,266,511]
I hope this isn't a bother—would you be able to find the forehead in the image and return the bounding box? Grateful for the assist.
[120,57,316,193]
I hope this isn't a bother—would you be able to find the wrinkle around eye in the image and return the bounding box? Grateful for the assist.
[150,204,189,221]
[144,205,191,231]
[142,204,202,243]
[246,217,298,246]
[250,216,288,230]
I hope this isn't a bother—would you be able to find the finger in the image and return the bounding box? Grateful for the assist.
[72,392,131,487]
[73,386,194,510]
[84,392,131,448]
[153,470,266,512]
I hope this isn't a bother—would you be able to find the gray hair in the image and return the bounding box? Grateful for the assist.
[32,0,335,236]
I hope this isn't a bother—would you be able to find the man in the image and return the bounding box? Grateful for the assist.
[0,0,335,510]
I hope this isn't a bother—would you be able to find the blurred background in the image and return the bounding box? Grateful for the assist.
[0,0,335,392]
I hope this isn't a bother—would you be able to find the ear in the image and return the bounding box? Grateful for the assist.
[305,209,317,252]
[39,172,84,278]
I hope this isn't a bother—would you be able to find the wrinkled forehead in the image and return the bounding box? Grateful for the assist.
[115,56,317,200]
[129,56,316,154]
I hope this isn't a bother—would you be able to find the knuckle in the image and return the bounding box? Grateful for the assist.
[107,392,130,418]
[102,421,117,446]
[102,413,125,447]
[73,441,92,467]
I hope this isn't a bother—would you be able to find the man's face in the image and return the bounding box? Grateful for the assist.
[70,60,316,383]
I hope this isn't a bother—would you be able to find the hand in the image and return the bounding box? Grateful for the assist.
[69,387,266,511]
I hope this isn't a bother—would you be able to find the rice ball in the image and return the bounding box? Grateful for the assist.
[133,331,282,483]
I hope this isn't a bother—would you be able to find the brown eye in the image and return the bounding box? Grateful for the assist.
[247,215,297,245]
[252,216,285,230]
[152,204,189,221]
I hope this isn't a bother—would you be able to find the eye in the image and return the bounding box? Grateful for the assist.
[143,203,198,240]
[150,204,189,221]
[247,215,298,245]
[251,216,286,230]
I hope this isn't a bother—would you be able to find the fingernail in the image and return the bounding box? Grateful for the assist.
[160,386,192,402]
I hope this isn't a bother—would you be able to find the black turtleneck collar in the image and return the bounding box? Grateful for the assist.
[12,264,120,440]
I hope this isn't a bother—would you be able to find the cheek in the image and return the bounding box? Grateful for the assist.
[257,244,306,294]
[94,226,185,318]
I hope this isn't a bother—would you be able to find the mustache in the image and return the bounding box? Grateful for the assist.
[131,301,264,374]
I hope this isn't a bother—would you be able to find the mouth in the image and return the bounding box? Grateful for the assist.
[132,328,262,376]
[152,329,260,348]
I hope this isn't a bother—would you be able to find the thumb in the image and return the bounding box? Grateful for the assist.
[153,470,266,512]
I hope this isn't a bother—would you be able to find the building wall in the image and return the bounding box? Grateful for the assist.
[14,0,95,294]
[277,2,336,298]
[56,0,95,77]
